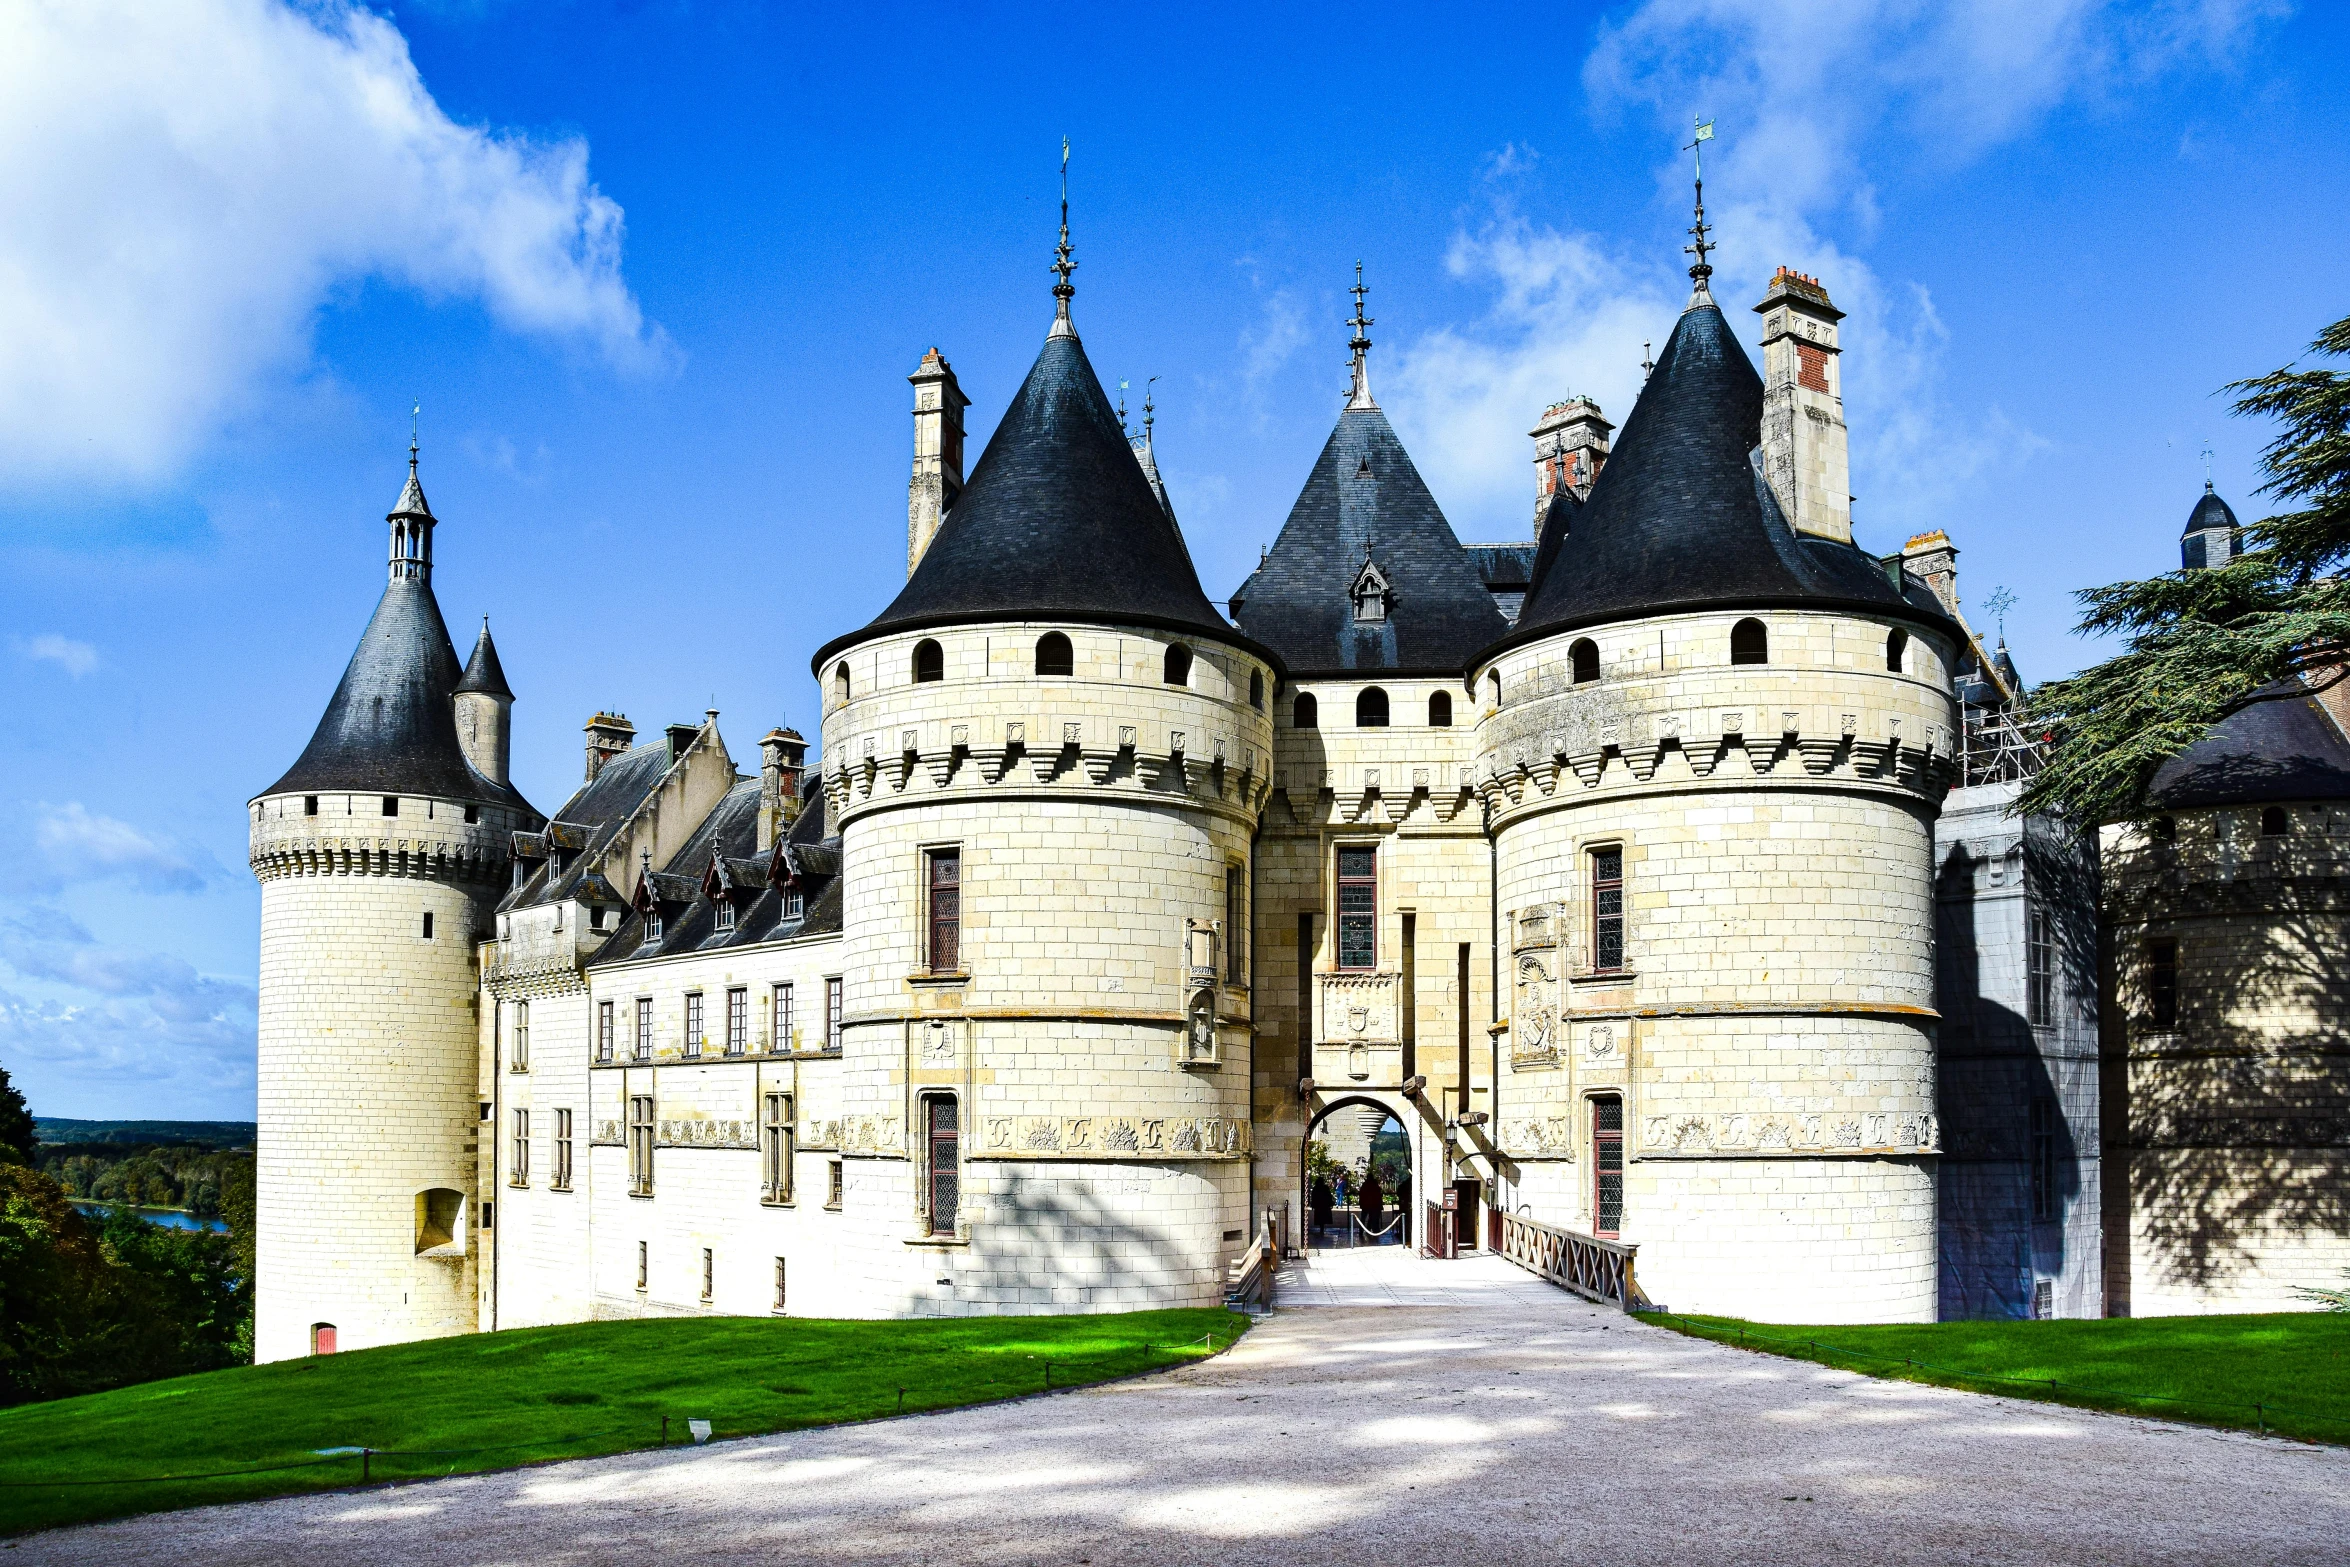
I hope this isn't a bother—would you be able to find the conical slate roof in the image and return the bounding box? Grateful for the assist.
[1498,299,1952,656]
[456,620,513,699]
[2181,486,2238,538]
[2149,681,2350,808]
[1231,405,1508,675]
[816,328,1250,666]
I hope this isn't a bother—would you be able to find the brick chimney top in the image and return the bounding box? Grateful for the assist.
[1759,266,1844,319]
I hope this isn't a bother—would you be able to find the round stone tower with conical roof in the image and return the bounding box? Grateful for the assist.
[248,453,537,1362]
[1468,248,1961,1322]
[809,215,1280,1312]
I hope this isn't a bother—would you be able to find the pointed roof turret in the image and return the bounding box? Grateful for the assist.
[1131,379,1176,522]
[457,619,514,700]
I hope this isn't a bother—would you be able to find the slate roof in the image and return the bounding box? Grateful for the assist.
[260,563,534,812]
[1230,406,1511,675]
[590,778,842,964]
[1525,488,1581,602]
[2181,486,2240,539]
[456,621,513,699]
[498,741,676,914]
[1496,300,1957,658]
[2148,682,2350,809]
[816,326,1255,668]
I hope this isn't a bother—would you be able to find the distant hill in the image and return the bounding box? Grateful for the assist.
[34,1118,256,1150]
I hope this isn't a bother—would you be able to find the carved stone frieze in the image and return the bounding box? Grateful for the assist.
[1637,1110,1938,1157]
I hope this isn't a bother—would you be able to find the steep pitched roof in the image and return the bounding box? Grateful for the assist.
[1230,406,1510,674]
[1496,300,1955,658]
[2148,682,2350,809]
[589,777,843,963]
[816,327,1252,667]
[456,621,513,699]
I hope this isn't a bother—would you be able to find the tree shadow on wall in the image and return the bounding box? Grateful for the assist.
[951,1167,1234,1309]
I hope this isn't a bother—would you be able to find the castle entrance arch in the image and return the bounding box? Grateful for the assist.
[1302,1093,1422,1252]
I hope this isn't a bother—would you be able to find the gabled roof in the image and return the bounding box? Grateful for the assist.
[1231,405,1509,675]
[498,742,674,913]
[2148,681,2350,809]
[590,777,843,963]
[456,621,513,700]
[815,326,1252,668]
[1495,300,1955,660]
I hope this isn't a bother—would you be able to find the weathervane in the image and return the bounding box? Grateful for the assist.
[1346,261,1376,408]
[1683,117,1716,292]
[1983,587,2016,640]
[2201,441,2215,493]
[1050,137,1077,329]
[409,401,421,470]
[1143,375,1158,440]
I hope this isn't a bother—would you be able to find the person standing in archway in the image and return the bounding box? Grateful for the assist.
[1310,1172,1335,1237]
[1358,1166,1385,1240]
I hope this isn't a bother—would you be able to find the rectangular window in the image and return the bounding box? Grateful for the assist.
[715,898,737,932]
[2027,902,2055,1028]
[1336,846,1377,970]
[701,1247,714,1302]
[554,1108,574,1191]
[825,978,843,1052]
[636,1240,648,1291]
[1591,847,1625,972]
[629,1094,655,1196]
[2032,1279,2054,1321]
[634,996,653,1061]
[726,988,748,1056]
[304,795,319,816]
[645,909,663,941]
[2029,1097,2057,1223]
[827,1159,843,1209]
[510,1108,529,1186]
[772,983,794,1053]
[597,1001,614,1064]
[762,1093,794,1202]
[684,993,704,1059]
[1225,863,1246,984]
[511,1000,530,1072]
[928,849,961,972]
[783,888,804,919]
[925,1095,960,1236]
[381,796,399,817]
[465,803,480,825]
[421,911,434,940]
[1592,1096,1624,1238]
[773,1257,788,1312]
[2147,937,2179,1030]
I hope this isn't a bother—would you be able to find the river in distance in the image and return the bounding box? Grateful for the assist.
[69,1200,229,1234]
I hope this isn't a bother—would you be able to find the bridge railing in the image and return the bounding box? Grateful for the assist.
[1226,1206,1282,1310]
[1496,1211,1640,1311]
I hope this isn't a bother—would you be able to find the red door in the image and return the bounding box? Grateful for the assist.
[312,1324,337,1356]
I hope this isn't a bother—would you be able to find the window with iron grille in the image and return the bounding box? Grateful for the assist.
[826,1159,843,1208]
[509,1108,529,1186]
[2032,1278,2054,1320]
[628,1095,655,1196]
[636,1240,648,1290]
[701,1247,714,1301]
[2030,1096,2057,1222]
[1225,863,1246,985]
[725,987,748,1055]
[772,983,794,1052]
[773,1257,788,1311]
[924,1095,960,1236]
[2147,937,2179,1029]
[1336,846,1377,970]
[1591,847,1625,972]
[634,997,653,1061]
[825,978,843,1052]
[553,1108,574,1191]
[511,1001,530,1071]
[684,993,704,1058]
[1592,1095,1624,1238]
[762,1092,794,1202]
[2027,901,2056,1027]
[927,849,961,972]
[597,1000,614,1063]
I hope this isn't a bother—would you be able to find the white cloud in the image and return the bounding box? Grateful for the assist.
[26,803,223,896]
[0,913,256,1101]
[19,634,98,677]
[0,0,666,486]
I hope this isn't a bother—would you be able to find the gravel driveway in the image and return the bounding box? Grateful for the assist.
[20,1251,2347,1566]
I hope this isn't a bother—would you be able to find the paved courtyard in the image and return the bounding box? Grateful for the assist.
[23,1248,2349,1565]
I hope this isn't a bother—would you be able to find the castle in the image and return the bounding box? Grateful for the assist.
[248,206,2349,1363]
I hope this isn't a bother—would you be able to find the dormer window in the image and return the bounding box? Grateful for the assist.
[644,911,663,943]
[715,899,738,932]
[1350,559,1392,624]
[783,888,804,919]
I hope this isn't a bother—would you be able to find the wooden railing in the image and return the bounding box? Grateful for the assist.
[1422,1200,1455,1260]
[1496,1211,1640,1311]
[1226,1206,1282,1310]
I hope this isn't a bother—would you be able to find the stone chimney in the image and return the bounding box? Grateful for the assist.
[758,726,808,853]
[1529,396,1611,526]
[584,711,635,783]
[907,347,970,576]
[1755,268,1851,545]
[1900,531,1961,619]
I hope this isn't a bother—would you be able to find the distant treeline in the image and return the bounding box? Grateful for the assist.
[37,1142,251,1220]
[34,1117,255,1150]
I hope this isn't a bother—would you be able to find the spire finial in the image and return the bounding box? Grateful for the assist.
[1050,137,1077,336]
[2201,441,2215,493]
[1118,379,1130,435]
[1683,117,1716,305]
[1641,341,1655,381]
[1346,261,1377,409]
[1142,375,1157,447]
[409,401,420,471]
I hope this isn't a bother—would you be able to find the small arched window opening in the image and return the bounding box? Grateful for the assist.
[832,663,851,704]
[1248,670,1264,710]
[1036,632,1073,677]
[1294,692,1319,729]
[1730,618,1769,665]
[2261,805,2289,837]
[1886,628,1909,673]
[1486,670,1503,711]
[1569,639,1600,685]
[1356,687,1390,728]
[1428,691,1453,727]
[912,639,944,683]
[1163,644,1192,686]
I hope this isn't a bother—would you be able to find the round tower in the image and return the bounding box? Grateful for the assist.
[810,221,1279,1313]
[1469,256,1960,1323]
[248,453,536,1362]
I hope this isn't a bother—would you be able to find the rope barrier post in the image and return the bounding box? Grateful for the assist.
[897,1388,906,1415]
[2257,1403,2266,1435]
[361,1448,370,1485]
[660,1416,668,1447]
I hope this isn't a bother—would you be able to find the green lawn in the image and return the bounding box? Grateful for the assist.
[0,1308,1245,1539]
[1646,1309,2350,1443]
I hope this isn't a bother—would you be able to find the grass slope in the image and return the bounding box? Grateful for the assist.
[1649,1310,2350,1443]
[0,1308,1244,1538]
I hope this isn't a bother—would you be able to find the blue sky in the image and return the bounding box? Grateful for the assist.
[2,0,2342,1119]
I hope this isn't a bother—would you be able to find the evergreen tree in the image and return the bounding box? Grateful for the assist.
[0,1064,36,1166]
[2024,313,2350,823]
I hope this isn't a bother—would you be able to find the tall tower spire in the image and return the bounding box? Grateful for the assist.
[1683,116,1716,308]
[1346,262,1377,410]
[1050,137,1078,339]
[388,410,435,583]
